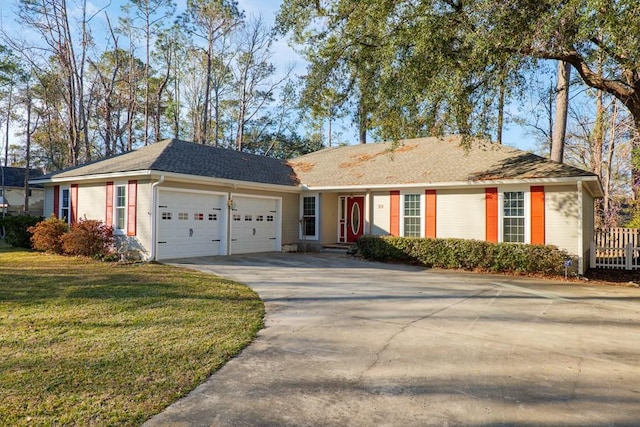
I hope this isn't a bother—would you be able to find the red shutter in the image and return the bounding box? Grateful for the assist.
[53,185,60,217]
[127,180,137,236]
[485,188,498,243]
[390,190,400,236]
[425,190,437,238]
[530,186,545,244]
[70,184,78,224]
[105,182,114,227]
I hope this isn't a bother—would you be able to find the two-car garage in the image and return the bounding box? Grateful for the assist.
[156,189,281,260]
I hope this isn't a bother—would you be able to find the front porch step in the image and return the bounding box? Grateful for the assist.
[322,244,357,254]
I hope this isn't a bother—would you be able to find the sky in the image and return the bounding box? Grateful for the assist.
[0,0,535,154]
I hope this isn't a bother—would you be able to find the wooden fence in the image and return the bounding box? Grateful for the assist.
[590,228,640,270]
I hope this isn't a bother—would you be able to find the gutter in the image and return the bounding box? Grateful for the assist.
[148,175,165,261]
[301,175,603,192]
[30,170,302,193]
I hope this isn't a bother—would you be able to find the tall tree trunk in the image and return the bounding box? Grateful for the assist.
[4,82,12,168]
[23,84,32,213]
[358,92,367,144]
[327,104,332,147]
[202,40,213,144]
[551,61,571,163]
[127,36,136,152]
[214,89,220,146]
[603,100,618,223]
[632,116,640,200]
[236,95,246,150]
[592,89,605,178]
[496,70,506,144]
[144,3,150,146]
[154,62,171,143]
[173,58,180,140]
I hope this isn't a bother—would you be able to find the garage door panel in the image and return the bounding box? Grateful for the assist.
[231,196,279,254]
[157,190,224,259]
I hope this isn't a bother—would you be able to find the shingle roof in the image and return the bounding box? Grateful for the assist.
[38,136,600,194]
[44,139,299,187]
[1,167,43,187]
[288,136,597,187]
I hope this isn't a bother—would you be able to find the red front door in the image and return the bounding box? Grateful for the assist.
[346,196,365,242]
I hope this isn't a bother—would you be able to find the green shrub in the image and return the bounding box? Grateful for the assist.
[355,235,414,262]
[28,215,68,254]
[61,220,114,257]
[1,214,43,248]
[357,235,570,276]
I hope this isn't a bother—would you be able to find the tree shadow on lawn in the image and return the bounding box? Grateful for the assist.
[0,271,257,303]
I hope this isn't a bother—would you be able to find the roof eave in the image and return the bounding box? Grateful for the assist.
[31,169,302,193]
[29,170,153,184]
[301,175,603,195]
[155,171,301,193]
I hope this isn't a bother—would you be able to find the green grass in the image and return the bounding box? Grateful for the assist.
[0,246,264,426]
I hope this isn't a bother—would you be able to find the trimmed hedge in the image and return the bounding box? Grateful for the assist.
[357,236,572,276]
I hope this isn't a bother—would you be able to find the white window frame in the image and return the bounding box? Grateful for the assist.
[498,188,530,244]
[300,193,319,240]
[114,184,127,235]
[60,186,70,223]
[400,192,424,238]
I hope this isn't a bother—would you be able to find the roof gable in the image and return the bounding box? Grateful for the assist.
[288,136,597,187]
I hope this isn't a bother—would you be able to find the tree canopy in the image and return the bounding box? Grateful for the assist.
[277,0,640,139]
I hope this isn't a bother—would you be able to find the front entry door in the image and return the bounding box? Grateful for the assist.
[346,196,365,242]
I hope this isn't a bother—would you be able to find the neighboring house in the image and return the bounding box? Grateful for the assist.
[30,136,602,273]
[0,166,44,216]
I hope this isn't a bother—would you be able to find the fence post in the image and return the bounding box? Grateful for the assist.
[626,243,633,270]
[590,240,596,269]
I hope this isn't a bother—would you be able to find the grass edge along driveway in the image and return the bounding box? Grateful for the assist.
[0,247,264,426]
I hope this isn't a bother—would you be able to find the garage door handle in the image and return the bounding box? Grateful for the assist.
[189,228,193,237]
[253,228,256,235]
[212,239,221,242]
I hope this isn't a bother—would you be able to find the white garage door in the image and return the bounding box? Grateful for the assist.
[157,190,225,259]
[230,196,279,254]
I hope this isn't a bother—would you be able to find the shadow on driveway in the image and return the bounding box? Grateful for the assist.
[145,252,640,426]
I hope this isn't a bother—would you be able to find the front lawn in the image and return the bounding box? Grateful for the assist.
[0,247,264,426]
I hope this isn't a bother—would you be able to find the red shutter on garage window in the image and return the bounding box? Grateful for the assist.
[530,185,545,244]
[70,184,78,224]
[485,188,498,243]
[425,190,436,238]
[53,185,60,217]
[390,190,400,236]
[127,180,137,236]
[105,182,114,227]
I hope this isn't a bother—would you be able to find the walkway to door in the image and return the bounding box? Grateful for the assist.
[145,253,640,426]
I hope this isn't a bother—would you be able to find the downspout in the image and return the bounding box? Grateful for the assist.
[149,175,165,261]
[577,180,584,275]
[226,192,233,255]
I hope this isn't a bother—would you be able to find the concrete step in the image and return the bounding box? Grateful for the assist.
[322,244,356,254]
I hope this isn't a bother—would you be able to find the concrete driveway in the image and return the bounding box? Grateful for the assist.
[145,253,640,426]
